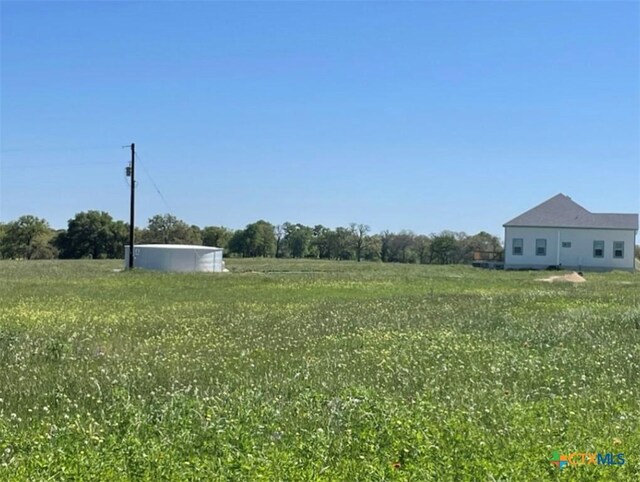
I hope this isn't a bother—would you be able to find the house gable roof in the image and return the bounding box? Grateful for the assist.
[504,194,639,230]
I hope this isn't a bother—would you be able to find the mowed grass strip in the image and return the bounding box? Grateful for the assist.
[0,259,638,480]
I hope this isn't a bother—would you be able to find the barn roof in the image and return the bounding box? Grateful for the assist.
[503,194,639,230]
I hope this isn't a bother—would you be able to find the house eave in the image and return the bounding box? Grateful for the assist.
[503,224,638,231]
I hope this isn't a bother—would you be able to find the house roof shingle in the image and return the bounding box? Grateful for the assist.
[503,194,639,230]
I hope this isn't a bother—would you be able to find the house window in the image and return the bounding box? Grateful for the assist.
[561,241,571,248]
[535,239,547,256]
[512,238,523,256]
[593,240,604,258]
[613,241,624,259]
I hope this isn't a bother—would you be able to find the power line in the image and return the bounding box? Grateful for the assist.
[132,151,204,258]
[135,152,174,215]
[0,145,123,153]
[2,160,122,170]
[1,145,125,171]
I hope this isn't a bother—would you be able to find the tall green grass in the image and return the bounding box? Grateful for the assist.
[0,259,638,480]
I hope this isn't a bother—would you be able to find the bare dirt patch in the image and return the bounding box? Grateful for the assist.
[537,271,586,283]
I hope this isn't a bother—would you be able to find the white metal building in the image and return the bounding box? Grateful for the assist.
[504,194,638,272]
[124,244,224,272]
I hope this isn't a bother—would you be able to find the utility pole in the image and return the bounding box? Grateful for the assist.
[128,143,135,269]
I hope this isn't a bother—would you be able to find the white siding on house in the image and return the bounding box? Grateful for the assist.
[504,227,635,271]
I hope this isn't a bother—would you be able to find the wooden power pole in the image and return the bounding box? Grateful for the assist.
[128,143,135,269]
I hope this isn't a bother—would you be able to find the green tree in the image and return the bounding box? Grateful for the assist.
[414,235,431,264]
[334,227,356,260]
[311,225,332,259]
[243,220,276,257]
[275,224,286,258]
[309,225,355,260]
[1,215,56,259]
[190,225,202,245]
[56,211,128,259]
[363,234,382,261]
[202,226,233,249]
[381,231,416,263]
[349,223,370,262]
[380,230,393,262]
[140,214,201,245]
[285,223,313,258]
[429,232,458,264]
[227,229,246,256]
[461,231,503,263]
[0,223,6,259]
[227,221,276,257]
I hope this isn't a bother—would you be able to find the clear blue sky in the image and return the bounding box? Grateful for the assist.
[1,1,638,238]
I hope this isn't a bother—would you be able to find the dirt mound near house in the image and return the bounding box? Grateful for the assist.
[538,271,586,283]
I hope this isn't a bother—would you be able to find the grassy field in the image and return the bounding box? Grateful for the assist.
[0,259,638,480]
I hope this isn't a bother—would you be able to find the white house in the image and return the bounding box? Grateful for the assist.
[503,194,638,271]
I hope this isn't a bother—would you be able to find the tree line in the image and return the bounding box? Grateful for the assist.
[0,211,507,264]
